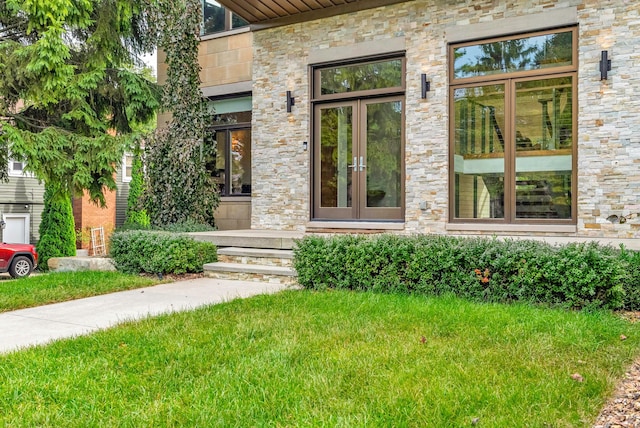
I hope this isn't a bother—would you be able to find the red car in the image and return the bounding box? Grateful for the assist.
[0,242,38,278]
[0,219,38,278]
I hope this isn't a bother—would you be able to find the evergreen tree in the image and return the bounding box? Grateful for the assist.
[37,183,76,270]
[124,143,150,228]
[0,0,161,204]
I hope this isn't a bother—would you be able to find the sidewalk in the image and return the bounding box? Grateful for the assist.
[0,278,290,354]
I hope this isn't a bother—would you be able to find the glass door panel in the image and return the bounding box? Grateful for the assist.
[212,130,227,195]
[453,84,506,219]
[229,129,251,195]
[360,98,403,220]
[314,103,355,219]
[514,76,573,219]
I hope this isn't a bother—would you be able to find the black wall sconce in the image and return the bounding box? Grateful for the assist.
[286,90,295,112]
[421,74,431,99]
[600,50,611,80]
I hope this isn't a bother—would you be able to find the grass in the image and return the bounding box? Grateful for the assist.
[0,271,162,312]
[0,290,638,427]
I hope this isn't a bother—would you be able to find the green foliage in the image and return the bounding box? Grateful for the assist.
[618,246,640,310]
[109,230,217,275]
[0,0,161,203]
[294,234,632,310]
[145,130,218,227]
[144,0,219,227]
[116,219,215,233]
[124,144,150,228]
[156,219,216,233]
[37,184,76,270]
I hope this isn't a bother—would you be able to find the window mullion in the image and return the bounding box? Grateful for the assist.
[504,80,515,223]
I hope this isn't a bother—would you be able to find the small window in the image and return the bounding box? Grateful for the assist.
[201,0,248,36]
[205,97,252,196]
[122,153,133,183]
[7,155,32,178]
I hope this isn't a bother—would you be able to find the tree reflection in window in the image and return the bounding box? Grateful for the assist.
[454,31,573,79]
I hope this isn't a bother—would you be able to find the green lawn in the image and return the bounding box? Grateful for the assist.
[0,271,162,312]
[0,290,637,427]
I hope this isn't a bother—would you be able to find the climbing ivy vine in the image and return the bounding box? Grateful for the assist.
[144,0,218,227]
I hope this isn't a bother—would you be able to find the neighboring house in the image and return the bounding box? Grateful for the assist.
[1,153,131,247]
[0,157,44,244]
[162,0,640,246]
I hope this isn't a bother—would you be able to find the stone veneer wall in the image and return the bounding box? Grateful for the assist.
[251,0,640,238]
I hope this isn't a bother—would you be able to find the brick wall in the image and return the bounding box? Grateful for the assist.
[72,188,116,254]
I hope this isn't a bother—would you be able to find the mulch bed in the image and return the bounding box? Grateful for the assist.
[594,312,640,427]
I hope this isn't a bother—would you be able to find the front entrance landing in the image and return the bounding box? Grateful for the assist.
[188,230,303,250]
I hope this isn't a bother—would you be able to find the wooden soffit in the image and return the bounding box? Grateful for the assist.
[216,0,413,30]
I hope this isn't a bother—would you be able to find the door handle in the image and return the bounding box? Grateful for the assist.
[348,156,358,172]
[359,156,366,170]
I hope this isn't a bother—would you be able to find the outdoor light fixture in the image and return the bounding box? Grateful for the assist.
[600,50,611,80]
[421,74,431,99]
[286,90,295,112]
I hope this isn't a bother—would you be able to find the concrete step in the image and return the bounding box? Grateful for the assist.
[203,262,297,285]
[217,247,294,267]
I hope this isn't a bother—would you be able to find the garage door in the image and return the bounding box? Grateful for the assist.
[2,214,30,244]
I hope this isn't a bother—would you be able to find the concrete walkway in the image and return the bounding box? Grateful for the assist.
[0,278,290,354]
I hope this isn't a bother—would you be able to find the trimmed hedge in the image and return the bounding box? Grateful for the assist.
[293,234,640,311]
[109,230,217,275]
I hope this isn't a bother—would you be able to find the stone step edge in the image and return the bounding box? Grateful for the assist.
[217,247,294,259]
[203,262,296,277]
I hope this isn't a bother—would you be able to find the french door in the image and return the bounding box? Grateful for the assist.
[313,96,404,220]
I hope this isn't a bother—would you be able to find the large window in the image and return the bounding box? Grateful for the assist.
[449,28,577,224]
[205,97,252,196]
[201,1,248,36]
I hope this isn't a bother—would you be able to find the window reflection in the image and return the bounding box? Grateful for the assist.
[201,0,248,35]
[319,59,403,96]
[453,84,506,219]
[205,110,251,196]
[514,77,573,219]
[454,31,573,79]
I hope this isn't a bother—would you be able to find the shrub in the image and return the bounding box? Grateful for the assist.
[116,219,215,233]
[124,146,150,229]
[37,184,76,270]
[109,230,217,275]
[293,234,631,311]
[158,220,216,233]
[618,246,640,310]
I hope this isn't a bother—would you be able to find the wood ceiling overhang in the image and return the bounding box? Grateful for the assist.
[216,0,413,30]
